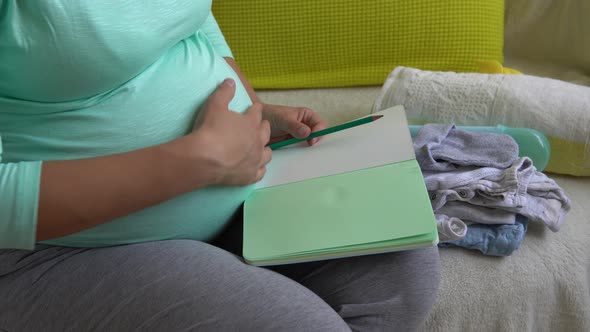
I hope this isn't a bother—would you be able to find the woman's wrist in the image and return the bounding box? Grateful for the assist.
[159,133,224,191]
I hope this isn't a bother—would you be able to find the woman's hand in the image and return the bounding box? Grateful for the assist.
[191,79,272,186]
[262,104,328,146]
[222,57,327,146]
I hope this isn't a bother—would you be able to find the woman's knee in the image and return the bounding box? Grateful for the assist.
[376,247,441,330]
[398,246,441,293]
[317,247,440,331]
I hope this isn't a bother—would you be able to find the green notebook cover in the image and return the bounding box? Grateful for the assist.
[243,106,438,266]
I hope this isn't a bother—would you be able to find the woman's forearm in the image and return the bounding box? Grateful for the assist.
[37,134,217,241]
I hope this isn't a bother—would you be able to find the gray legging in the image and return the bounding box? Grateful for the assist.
[0,220,440,331]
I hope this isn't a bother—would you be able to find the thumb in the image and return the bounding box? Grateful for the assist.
[207,78,236,112]
[279,115,311,139]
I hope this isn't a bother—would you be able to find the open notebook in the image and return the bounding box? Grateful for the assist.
[243,106,438,266]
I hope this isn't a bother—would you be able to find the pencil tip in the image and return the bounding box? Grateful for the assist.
[372,115,384,121]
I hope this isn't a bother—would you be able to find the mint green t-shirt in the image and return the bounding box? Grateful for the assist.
[0,0,254,249]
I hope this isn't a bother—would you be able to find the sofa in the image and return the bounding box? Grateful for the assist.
[216,1,590,330]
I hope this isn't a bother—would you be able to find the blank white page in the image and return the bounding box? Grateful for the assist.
[256,106,415,189]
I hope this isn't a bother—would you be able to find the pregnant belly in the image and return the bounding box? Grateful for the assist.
[30,34,255,247]
[42,185,254,248]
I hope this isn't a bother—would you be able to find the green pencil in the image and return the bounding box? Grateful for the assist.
[268,115,384,150]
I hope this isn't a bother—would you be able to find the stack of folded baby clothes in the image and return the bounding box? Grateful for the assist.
[413,124,571,256]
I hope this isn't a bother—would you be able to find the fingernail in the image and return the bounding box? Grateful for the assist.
[223,78,235,87]
[297,127,308,136]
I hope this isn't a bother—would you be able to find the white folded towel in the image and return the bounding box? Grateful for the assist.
[373,66,590,176]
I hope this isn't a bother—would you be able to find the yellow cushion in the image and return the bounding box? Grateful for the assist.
[476,60,522,74]
[212,0,505,89]
[546,138,590,177]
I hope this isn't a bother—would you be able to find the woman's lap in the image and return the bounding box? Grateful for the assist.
[0,240,349,331]
[270,246,441,331]
[212,210,441,330]
[0,238,440,332]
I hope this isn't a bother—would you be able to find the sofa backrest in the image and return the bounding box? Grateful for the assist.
[504,0,590,72]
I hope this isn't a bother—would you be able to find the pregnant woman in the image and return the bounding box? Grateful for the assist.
[0,1,440,331]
